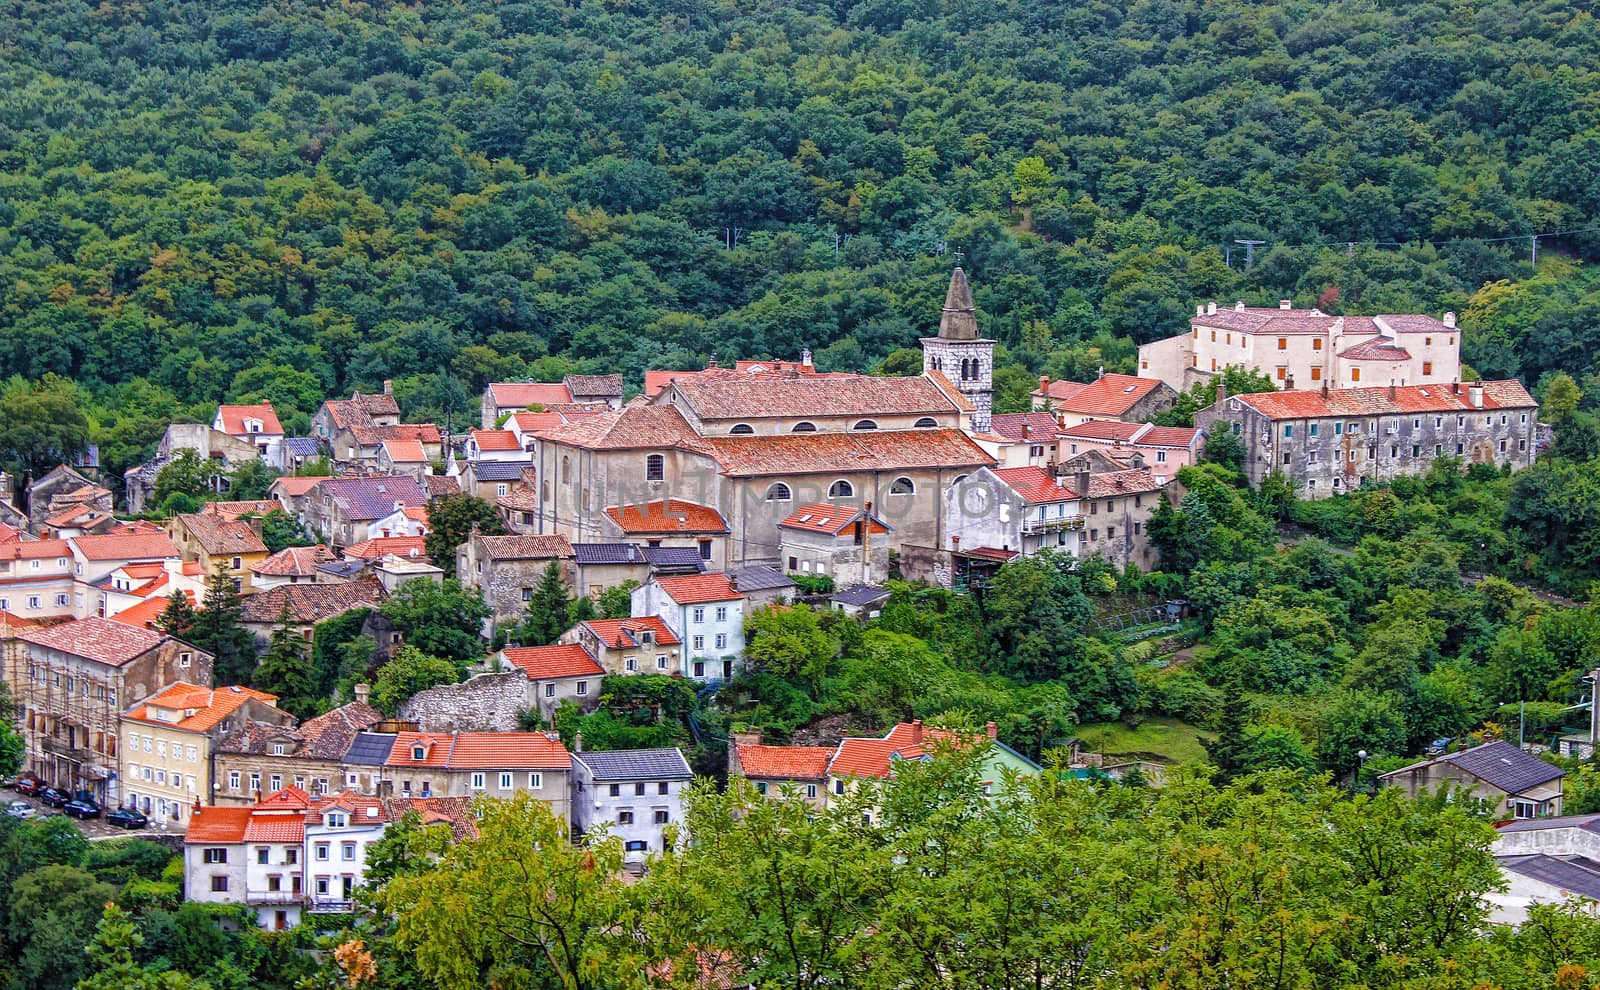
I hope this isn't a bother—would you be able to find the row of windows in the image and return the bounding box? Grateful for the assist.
[691,606,730,623]
[764,477,914,501]
[128,736,199,761]
[605,781,671,797]
[128,766,197,789]
[1287,439,1528,465]
[690,633,730,651]
[615,809,671,825]
[1283,412,1529,438]
[0,593,69,611]
[468,772,545,790]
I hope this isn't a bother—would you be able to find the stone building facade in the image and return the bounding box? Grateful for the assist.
[399,670,530,733]
[456,532,576,632]
[920,267,994,433]
[1194,380,1540,497]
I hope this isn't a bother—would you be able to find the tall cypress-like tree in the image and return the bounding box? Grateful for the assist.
[153,590,197,638]
[1204,682,1254,781]
[517,561,573,646]
[255,602,316,715]
[188,566,257,686]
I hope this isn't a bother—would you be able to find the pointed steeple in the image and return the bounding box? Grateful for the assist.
[938,267,979,340]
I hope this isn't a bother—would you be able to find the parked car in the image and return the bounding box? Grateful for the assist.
[4,801,33,819]
[63,800,101,820]
[38,787,71,808]
[14,775,45,797]
[105,807,149,830]
[0,775,16,789]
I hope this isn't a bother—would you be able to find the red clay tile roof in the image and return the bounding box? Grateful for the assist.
[1060,420,1143,442]
[296,703,385,760]
[605,499,729,535]
[643,360,838,397]
[961,546,1018,561]
[216,403,283,435]
[256,785,312,811]
[535,406,702,451]
[989,412,1060,443]
[45,505,111,528]
[502,643,605,680]
[270,476,329,497]
[342,536,427,560]
[109,592,197,630]
[423,475,460,497]
[778,503,891,536]
[488,382,575,408]
[923,369,976,412]
[175,513,268,556]
[19,617,172,666]
[252,545,335,577]
[1233,380,1536,419]
[1085,469,1163,498]
[667,373,961,420]
[244,813,306,844]
[0,609,40,628]
[124,682,279,733]
[0,538,70,560]
[307,790,392,825]
[701,429,993,477]
[1055,374,1168,417]
[382,795,479,840]
[201,500,276,520]
[736,744,833,780]
[72,533,179,561]
[471,429,522,452]
[512,411,567,432]
[1338,337,1411,361]
[0,522,23,544]
[828,722,964,779]
[351,423,443,446]
[475,534,575,560]
[993,466,1078,503]
[386,731,571,770]
[1032,378,1090,401]
[581,616,681,648]
[655,573,742,605]
[1136,425,1202,447]
[237,579,384,624]
[382,439,429,462]
[1191,306,1453,338]
[183,805,254,843]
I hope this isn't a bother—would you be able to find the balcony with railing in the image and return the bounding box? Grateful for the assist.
[245,888,303,905]
[1020,514,1085,534]
[307,897,356,914]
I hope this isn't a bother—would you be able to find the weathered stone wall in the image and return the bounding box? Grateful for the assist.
[399,671,529,732]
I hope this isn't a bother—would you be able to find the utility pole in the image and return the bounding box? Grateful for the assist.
[1530,234,1539,267]
[1235,239,1266,267]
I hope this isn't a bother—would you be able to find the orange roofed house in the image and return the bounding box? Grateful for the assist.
[119,683,292,825]
[1047,373,1180,427]
[497,643,607,723]
[631,573,746,682]
[732,721,1042,822]
[560,616,682,678]
[1194,379,1541,498]
[8,617,214,804]
[380,730,573,817]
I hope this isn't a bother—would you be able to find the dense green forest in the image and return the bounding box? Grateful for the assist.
[5,0,1600,479]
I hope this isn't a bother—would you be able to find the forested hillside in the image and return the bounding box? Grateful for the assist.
[3,0,1600,476]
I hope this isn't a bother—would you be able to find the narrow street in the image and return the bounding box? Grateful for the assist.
[2,783,170,840]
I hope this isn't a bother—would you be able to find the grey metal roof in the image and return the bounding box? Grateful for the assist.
[573,543,646,565]
[573,748,692,780]
[470,461,534,481]
[343,732,397,766]
[1499,854,1600,901]
[285,438,321,456]
[727,565,795,593]
[831,584,890,607]
[1496,814,1600,834]
[321,476,429,520]
[641,546,705,571]
[1445,741,1564,793]
[317,560,366,579]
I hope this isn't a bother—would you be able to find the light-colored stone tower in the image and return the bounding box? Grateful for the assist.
[920,267,994,433]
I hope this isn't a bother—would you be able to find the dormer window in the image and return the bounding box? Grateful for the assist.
[413,746,426,760]
[326,813,346,828]
[791,422,817,433]
[729,424,754,435]
[273,743,286,756]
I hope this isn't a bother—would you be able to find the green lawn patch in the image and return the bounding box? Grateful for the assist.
[1075,717,1213,766]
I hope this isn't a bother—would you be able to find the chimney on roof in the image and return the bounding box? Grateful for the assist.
[1216,381,1227,406]
[1075,469,1090,499]
[1389,383,1397,400]
[1022,422,1030,439]
[1469,382,1484,409]
[383,379,393,395]
[1452,381,1460,394]
[573,730,583,753]
[707,355,719,369]
[248,514,264,540]
[951,534,960,550]
[1039,374,1049,395]
[801,348,813,368]
[732,727,763,748]
[1195,304,1203,317]
[1207,301,1217,316]
[911,719,924,745]
[1234,300,1245,311]
[986,720,997,740]
[1321,382,1329,398]
[1279,299,1292,310]
[1443,311,1457,329]
[1285,375,1295,390]
[354,682,370,707]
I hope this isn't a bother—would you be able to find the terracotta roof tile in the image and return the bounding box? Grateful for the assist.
[1136,426,1201,447]
[655,573,742,605]
[423,475,460,498]
[667,373,960,420]
[270,476,329,497]
[296,703,385,760]
[828,722,963,779]
[993,466,1078,503]
[471,429,522,452]
[605,499,729,535]
[923,368,976,412]
[501,643,605,679]
[175,513,268,556]
[238,579,384,624]
[488,382,575,407]
[306,790,392,825]
[124,682,279,733]
[252,545,335,577]
[201,500,276,520]
[183,805,254,844]
[382,439,429,462]
[1055,374,1168,417]
[476,534,574,560]
[778,503,891,536]
[342,536,427,560]
[581,616,681,648]
[1338,337,1411,361]
[385,731,571,770]
[0,538,70,560]
[108,592,197,630]
[1032,379,1090,401]
[1085,469,1163,498]
[72,533,180,561]
[512,411,567,433]
[989,412,1060,443]
[1059,420,1143,442]
[563,374,624,400]
[18,617,172,667]
[736,744,833,780]
[1233,380,1536,419]
[382,795,478,840]
[535,406,702,451]
[216,403,283,435]
[702,429,993,477]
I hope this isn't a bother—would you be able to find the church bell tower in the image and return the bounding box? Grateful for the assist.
[920,267,994,432]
